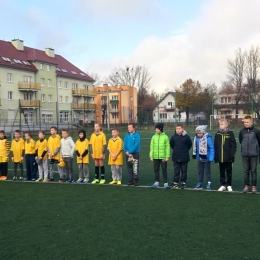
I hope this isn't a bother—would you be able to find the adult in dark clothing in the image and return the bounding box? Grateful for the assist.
[239,115,260,193]
[170,124,192,189]
[214,118,237,192]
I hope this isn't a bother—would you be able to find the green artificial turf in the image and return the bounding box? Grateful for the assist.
[1,128,259,260]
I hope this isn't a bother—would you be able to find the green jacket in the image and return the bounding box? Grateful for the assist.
[149,132,170,159]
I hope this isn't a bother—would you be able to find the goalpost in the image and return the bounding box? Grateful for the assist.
[209,114,242,130]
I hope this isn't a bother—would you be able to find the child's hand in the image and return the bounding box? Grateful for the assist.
[165,158,169,162]
[79,156,83,160]
[11,157,14,162]
[91,154,94,159]
[150,158,153,161]
[21,157,23,161]
[100,154,104,159]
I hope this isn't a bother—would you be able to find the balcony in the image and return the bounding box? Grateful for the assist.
[110,108,119,113]
[72,89,96,96]
[110,99,119,104]
[164,105,175,110]
[20,99,40,108]
[18,82,41,91]
[72,103,96,110]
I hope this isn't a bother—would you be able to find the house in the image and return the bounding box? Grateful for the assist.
[0,39,95,126]
[94,84,137,126]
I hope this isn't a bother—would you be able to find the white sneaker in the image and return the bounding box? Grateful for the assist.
[227,186,233,192]
[218,185,226,191]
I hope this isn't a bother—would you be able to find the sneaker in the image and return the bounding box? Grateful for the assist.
[171,183,179,189]
[76,178,83,183]
[181,182,186,189]
[194,182,203,190]
[19,176,23,180]
[134,181,139,186]
[48,178,54,182]
[164,183,170,189]
[36,178,43,182]
[59,179,63,183]
[206,183,211,191]
[109,180,117,185]
[13,176,17,181]
[100,179,106,184]
[252,186,257,194]
[243,185,249,193]
[117,180,122,185]
[227,186,233,192]
[151,182,159,188]
[1,176,7,181]
[66,178,72,183]
[31,178,36,181]
[218,185,226,191]
[128,181,134,186]
[92,178,99,184]
[43,178,49,182]
[23,177,31,181]
[83,178,89,183]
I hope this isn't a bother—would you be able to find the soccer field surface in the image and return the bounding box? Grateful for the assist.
[1,128,259,259]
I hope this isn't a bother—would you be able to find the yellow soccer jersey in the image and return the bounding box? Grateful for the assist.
[35,139,48,160]
[25,138,36,155]
[11,138,25,162]
[108,137,123,165]
[90,131,106,159]
[75,138,89,164]
[48,134,61,160]
[0,138,10,158]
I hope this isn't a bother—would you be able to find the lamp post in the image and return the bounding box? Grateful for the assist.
[211,88,214,116]
[251,88,254,119]
[174,92,177,125]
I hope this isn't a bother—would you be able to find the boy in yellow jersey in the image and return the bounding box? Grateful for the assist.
[90,123,106,184]
[24,132,37,181]
[10,130,25,180]
[35,131,48,182]
[47,126,64,182]
[0,130,10,181]
[75,129,89,183]
[108,128,123,185]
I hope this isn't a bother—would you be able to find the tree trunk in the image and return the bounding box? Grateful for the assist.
[186,110,190,126]
[235,102,239,124]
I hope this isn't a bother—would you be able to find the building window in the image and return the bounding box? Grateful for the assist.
[48,95,52,102]
[64,82,68,89]
[72,83,78,90]
[24,93,32,100]
[48,79,51,87]
[59,96,63,103]
[47,65,50,71]
[24,76,32,82]
[160,113,167,119]
[112,95,118,100]
[221,97,224,104]
[83,85,88,90]
[101,96,107,102]
[65,96,69,103]
[168,102,172,106]
[112,105,118,109]
[7,73,12,82]
[24,112,33,123]
[130,105,133,110]
[42,114,52,122]
[112,113,119,119]
[41,78,45,86]
[59,81,62,88]
[8,91,13,100]
[41,94,45,102]
[40,63,44,70]
[130,96,133,101]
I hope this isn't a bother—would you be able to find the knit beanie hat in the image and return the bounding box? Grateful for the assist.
[195,125,207,133]
[155,123,164,132]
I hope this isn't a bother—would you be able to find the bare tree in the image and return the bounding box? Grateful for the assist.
[227,48,246,121]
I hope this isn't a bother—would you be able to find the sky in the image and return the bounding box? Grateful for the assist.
[1,0,260,91]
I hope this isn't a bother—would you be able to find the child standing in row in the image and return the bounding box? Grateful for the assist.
[24,132,37,181]
[35,131,48,182]
[108,128,123,185]
[193,125,214,190]
[150,123,170,189]
[48,126,64,182]
[10,130,24,180]
[75,129,90,183]
[61,129,75,183]
[239,115,260,193]
[90,124,107,184]
[214,119,237,192]
[170,124,192,189]
[0,130,10,180]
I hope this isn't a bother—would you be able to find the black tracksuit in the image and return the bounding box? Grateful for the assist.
[214,129,237,186]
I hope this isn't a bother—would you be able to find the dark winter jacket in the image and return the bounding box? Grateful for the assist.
[214,130,237,163]
[170,130,192,162]
[239,126,260,157]
[149,132,170,159]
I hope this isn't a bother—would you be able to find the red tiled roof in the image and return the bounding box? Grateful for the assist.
[0,40,94,82]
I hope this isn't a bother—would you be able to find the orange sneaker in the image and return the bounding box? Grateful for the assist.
[1,176,7,181]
